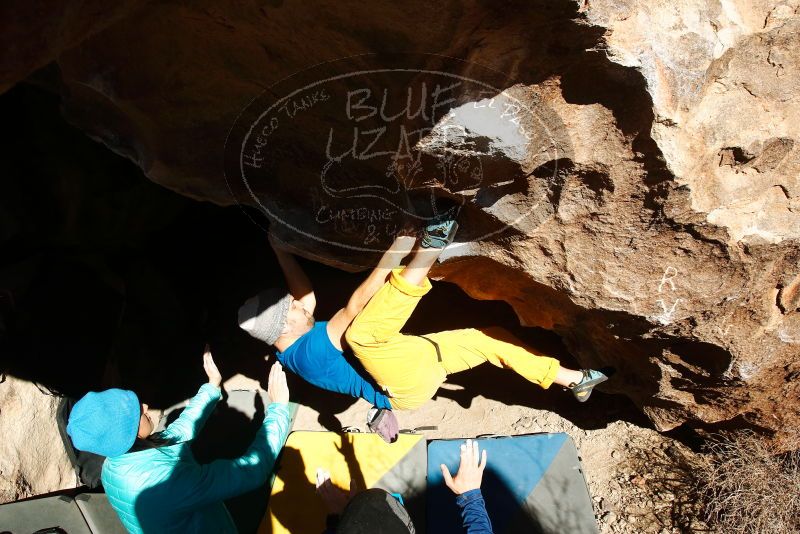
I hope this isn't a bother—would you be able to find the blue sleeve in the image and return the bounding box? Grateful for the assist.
[161,384,221,443]
[456,489,493,534]
[331,357,393,410]
[180,402,292,506]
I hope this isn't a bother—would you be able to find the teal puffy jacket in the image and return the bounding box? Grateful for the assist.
[101,384,291,533]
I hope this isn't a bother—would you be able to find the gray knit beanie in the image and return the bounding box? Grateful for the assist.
[238,288,293,345]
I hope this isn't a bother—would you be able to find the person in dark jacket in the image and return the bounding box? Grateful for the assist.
[316,438,493,533]
[66,347,291,533]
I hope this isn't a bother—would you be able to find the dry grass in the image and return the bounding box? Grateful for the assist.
[623,438,711,532]
[699,431,800,534]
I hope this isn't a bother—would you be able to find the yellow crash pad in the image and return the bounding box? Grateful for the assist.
[260,431,426,534]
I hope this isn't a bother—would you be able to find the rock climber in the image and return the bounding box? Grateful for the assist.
[238,231,418,443]
[240,210,606,427]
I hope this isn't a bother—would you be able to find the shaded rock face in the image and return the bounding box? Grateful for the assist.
[0,0,147,94]
[2,0,799,446]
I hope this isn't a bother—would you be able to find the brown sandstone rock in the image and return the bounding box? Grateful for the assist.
[0,0,147,94]
[1,0,798,447]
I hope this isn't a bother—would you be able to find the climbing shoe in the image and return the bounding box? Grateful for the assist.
[568,369,608,402]
[420,210,459,249]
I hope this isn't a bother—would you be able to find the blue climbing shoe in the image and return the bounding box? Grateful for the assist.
[420,211,459,249]
[569,369,608,402]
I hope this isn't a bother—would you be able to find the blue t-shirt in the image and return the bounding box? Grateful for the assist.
[276,321,392,410]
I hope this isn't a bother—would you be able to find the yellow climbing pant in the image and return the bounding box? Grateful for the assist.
[345,268,561,410]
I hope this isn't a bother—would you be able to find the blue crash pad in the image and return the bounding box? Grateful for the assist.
[427,433,598,534]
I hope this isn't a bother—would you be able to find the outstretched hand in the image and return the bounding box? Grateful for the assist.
[203,344,222,388]
[440,439,488,495]
[267,362,290,404]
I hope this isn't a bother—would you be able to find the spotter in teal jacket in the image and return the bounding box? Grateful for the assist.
[101,384,291,533]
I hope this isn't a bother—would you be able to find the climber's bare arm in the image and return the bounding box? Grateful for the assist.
[326,235,416,350]
[269,233,316,315]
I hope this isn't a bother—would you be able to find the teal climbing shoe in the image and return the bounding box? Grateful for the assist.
[569,369,608,402]
[420,212,459,249]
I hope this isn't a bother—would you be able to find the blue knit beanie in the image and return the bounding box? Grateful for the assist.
[67,389,141,457]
